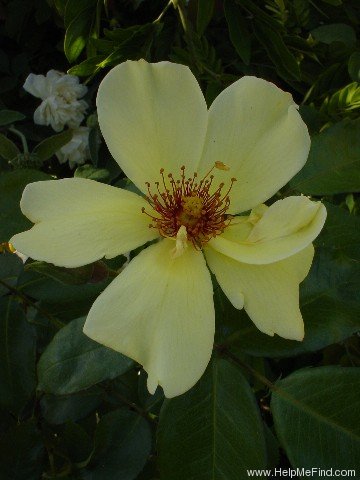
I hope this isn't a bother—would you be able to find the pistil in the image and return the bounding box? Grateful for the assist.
[142,163,236,248]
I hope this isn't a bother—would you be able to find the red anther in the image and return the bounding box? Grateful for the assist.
[141,164,235,247]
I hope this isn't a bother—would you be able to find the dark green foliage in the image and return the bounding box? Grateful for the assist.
[37,317,134,394]
[158,357,267,478]
[290,119,360,194]
[271,367,360,470]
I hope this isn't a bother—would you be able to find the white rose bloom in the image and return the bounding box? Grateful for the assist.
[56,126,90,168]
[24,70,88,132]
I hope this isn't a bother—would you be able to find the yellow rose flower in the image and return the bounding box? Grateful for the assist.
[11,60,326,398]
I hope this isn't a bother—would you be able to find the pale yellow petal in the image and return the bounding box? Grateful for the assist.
[83,239,214,398]
[205,245,315,340]
[209,197,326,264]
[10,178,158,268]
[97,60,208,193]
[198,76,310,213]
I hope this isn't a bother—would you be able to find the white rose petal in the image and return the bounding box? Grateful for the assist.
[24,70,88,132]
[56,126,90,168]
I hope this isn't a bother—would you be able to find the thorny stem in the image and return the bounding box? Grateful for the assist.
[8,126,29,154]
[0,278,65,329]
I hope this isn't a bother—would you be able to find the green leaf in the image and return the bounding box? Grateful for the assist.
[0,421,44,480]
[197,0,215,35]
[158,357,267,479]
[321,82,360,117]
[0,132,20,161]
[348,51,360,82]
[32,129,73,162]
[318,202,360,261]
[26,261,95,285]
[0,252,23,296]
[64,0,96,28]
[40,389,102,425]
[83,408,152,479]
[74,164,109,181]
[64,9,93,63]
[37,317,134,394]
[68,55,105,77]
[0,109,25,126]
[104,24,150,42]
[0,169,51,242]
[0,297,36,413]
[70,23,158,77]
[271,367,360,470]
[254,21,301,82]
[311,23,356,47]
[18,268,111,306]
[289,118,360,194]
[224,0,251,65]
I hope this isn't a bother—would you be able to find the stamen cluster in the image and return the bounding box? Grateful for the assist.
[142,164,236,248]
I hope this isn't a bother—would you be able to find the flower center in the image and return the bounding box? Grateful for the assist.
[142,163,236,249]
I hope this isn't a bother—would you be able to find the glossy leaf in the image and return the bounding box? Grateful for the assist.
[37,317,134,394]
[64,9,94,63]
[68,55,105,76]
[318,202,360,261]
[158,357,267,479]
[32,129,73,162]
[290,119,360,194]
[40,389,102,425]
[271,367,360,470]
[74,164,109,181]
